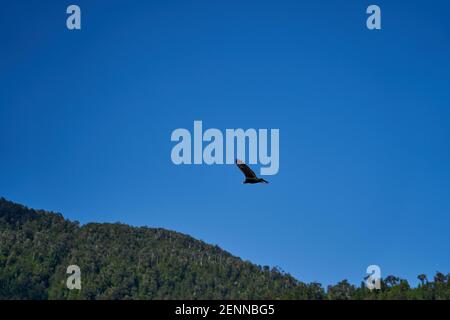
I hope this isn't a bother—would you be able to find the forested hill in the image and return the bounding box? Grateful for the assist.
[0,197,449,300]
[0,197,318,299]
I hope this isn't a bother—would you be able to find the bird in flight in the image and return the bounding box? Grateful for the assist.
[235,159,269,184]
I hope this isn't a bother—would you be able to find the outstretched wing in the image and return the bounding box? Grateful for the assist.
[235,159,257,179]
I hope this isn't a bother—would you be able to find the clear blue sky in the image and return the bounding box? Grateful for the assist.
[1,0,449,286]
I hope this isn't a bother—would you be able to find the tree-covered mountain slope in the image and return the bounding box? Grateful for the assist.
[0,197,448,300]
[0,198,320,299]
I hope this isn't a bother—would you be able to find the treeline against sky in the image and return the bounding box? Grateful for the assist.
[0,198,448,300]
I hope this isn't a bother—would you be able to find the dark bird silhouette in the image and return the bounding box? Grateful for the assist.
[235,159,269,184]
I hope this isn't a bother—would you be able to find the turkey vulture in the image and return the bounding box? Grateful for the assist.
[235,159,269,184]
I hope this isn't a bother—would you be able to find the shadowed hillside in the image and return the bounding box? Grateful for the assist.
[0,198,321,299]
[0,198,448,300]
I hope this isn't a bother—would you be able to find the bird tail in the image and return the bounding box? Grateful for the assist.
[261,179,269,184]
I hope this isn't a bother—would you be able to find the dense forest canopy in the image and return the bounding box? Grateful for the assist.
[0,197,448,300]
